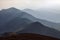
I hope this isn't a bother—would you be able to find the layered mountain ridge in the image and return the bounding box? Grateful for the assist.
[23,9,60,31]
[0,7,60,39]
[18,22,60,38]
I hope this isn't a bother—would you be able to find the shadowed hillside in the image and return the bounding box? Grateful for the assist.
[0,7,60,39]
[23,9,60,31]
[18,22,60,38]
[0,7,34,33]
[0,33,60,40]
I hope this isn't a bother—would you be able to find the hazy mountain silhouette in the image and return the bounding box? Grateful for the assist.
[24,8,60,22]
[0,7,36,33]
[23,9,60,31]
[0,7,60,39]
[18,22,60,39]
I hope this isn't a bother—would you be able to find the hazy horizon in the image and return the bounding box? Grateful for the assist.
[0,0,60,23]
[0,0,60,10]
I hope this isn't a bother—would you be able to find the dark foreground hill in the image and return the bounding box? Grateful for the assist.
[0,33,60,40]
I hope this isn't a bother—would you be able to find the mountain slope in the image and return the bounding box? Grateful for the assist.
[18,22,60,39]
[0,7,35,33]
[23,9,60,31]
[0,7,60,39]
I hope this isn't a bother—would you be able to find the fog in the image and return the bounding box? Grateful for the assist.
[0,0,60,10]
[0,0,60,22]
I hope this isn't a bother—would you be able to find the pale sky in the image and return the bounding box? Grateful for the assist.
[0,0,60,9]
[1,0,60,23]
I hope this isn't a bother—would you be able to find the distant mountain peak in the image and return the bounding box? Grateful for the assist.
[7,7,20,11]
[0,7,21,12]
[24,8,31,10]
[31,22,41,24]
[29,22,44,27]
[23,8,33,11]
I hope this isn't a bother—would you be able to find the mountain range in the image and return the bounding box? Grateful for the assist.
[0,7,60,39]
[17,22,60,38]
[23,8,60,22]
[0,7,33,33]
[23,9,60,31]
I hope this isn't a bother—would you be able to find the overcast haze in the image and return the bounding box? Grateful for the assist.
[0,0,60,9]
[0,0,60,22]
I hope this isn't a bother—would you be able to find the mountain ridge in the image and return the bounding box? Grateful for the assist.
[18,22,60,39]
[23,8,60,31]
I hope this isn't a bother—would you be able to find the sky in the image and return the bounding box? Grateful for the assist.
[0,0,60,10]
[0,0,60,22]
